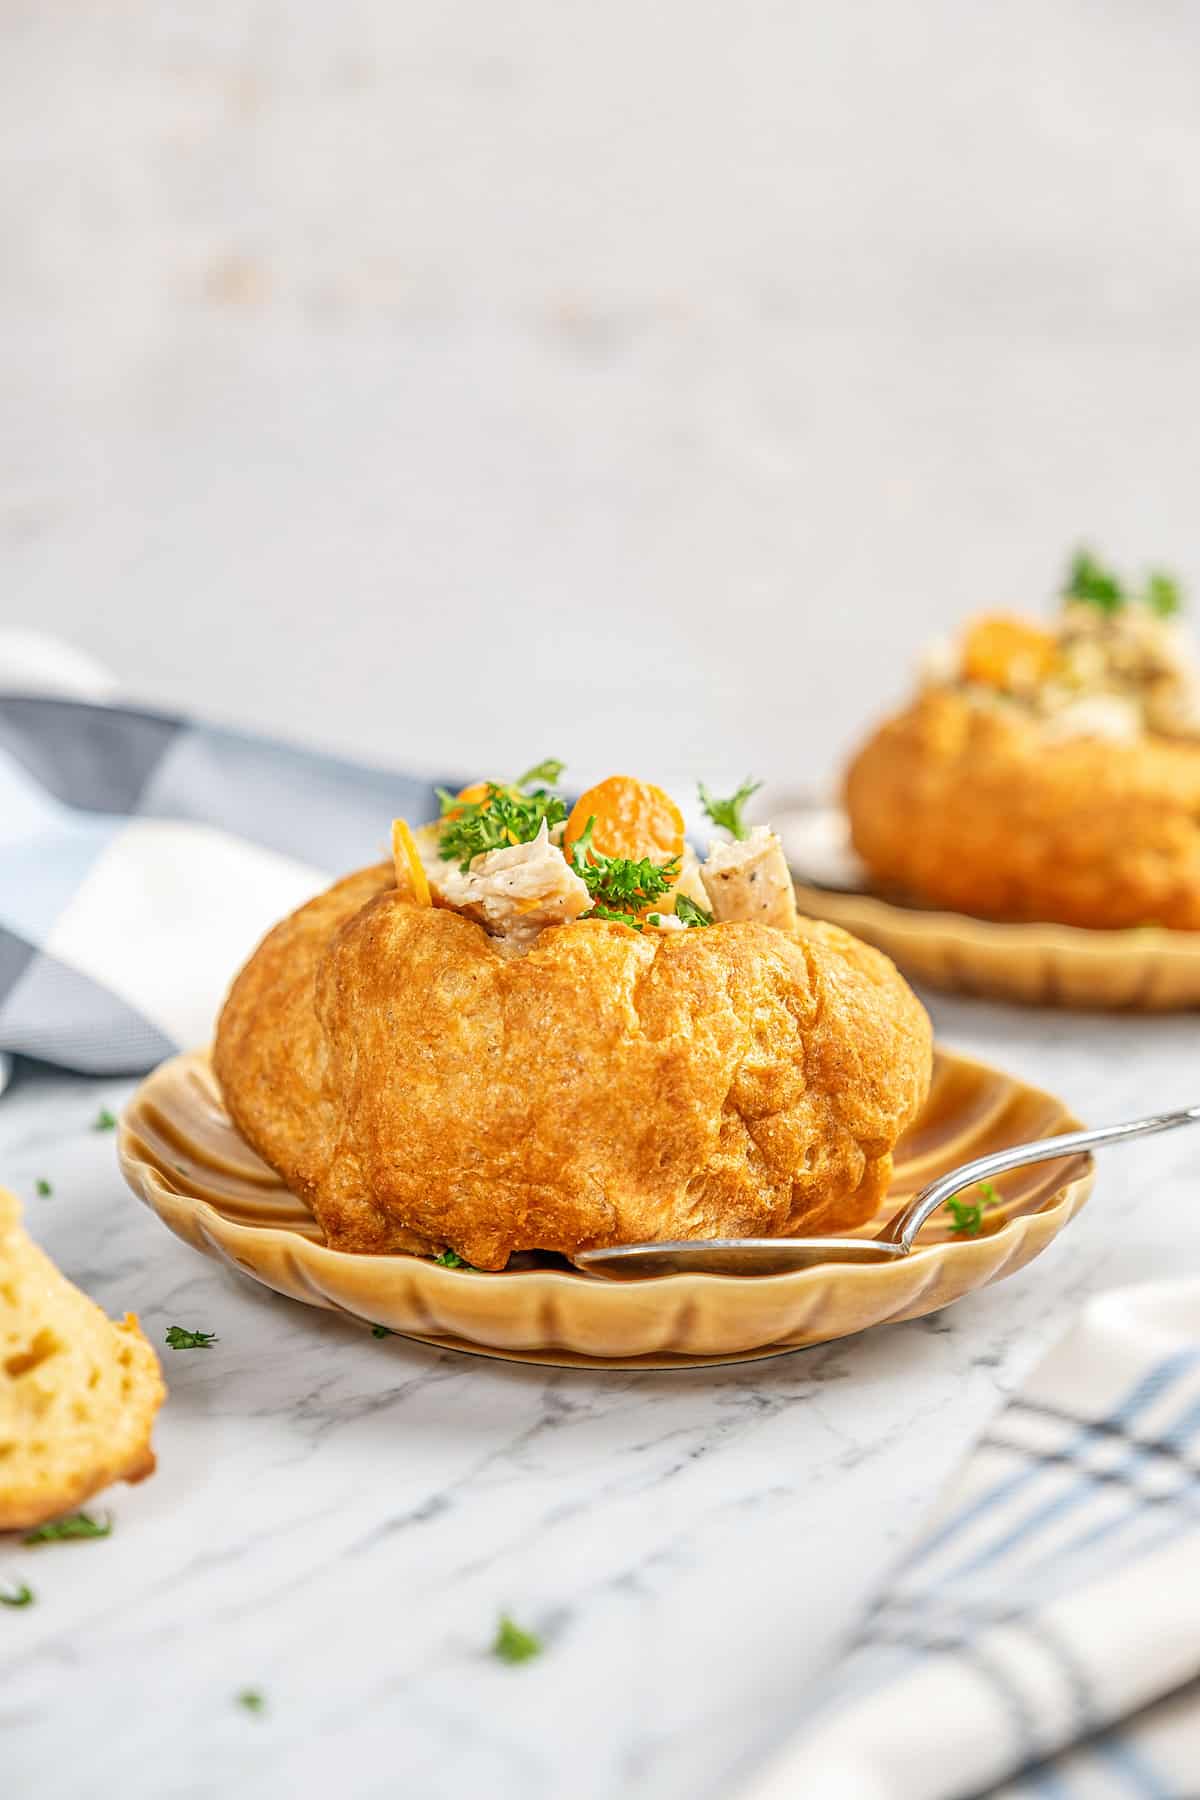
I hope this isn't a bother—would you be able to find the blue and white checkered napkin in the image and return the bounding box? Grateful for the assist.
[741,1282,1200,1800]
[0,640,447,1079]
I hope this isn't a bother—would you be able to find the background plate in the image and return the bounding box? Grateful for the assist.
[119,1049,1093,1369]
[775,799,1200,1012]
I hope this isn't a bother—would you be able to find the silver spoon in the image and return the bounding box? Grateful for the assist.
[574,1103,1200,1278]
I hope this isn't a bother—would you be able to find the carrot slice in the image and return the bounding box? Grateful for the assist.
[439,780,493,823]
[563,776,686,871]
[962,615,1056,689]
[392,818,432,906]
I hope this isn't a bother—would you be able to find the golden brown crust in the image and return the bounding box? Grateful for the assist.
[215,873,931,1269]
[212,864,424,1232]
[845,690,1200,930]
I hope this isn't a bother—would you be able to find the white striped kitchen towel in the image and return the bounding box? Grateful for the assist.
[0,633,450,1074]
[739,1281,1200,1800]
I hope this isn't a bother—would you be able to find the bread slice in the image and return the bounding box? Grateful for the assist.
[0,1187,165,1531]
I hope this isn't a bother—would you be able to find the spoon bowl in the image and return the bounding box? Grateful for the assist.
[575,1103,1200,1279]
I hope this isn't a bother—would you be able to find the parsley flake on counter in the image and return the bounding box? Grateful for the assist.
[674,894,714,928]
[569,817,678,923]
[492,1614,543,1665]
[93,1107,117,1132]
[0,1583,34,1608]
[944,1196,983,1236]
[35,1179,51,1198]
[164,1325,218,1350]
[237,1689,266,1715]
[434,1249,470,1268]
[23,1511,112,1545]
[437,782,568,872]
[699,778,762,841]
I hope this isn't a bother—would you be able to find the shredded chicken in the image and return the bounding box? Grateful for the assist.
[701,826,798,930]
[1039,695,1142,744]
[672,844,712,911]
[429,820,591,951]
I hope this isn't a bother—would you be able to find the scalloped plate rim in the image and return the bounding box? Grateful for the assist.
[118,1048,1095,1368]
[793,880,1200,956]
[775,799,1200,1009]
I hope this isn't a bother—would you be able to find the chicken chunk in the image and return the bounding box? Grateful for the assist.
[430,821,591,950]
[701,826,798,931]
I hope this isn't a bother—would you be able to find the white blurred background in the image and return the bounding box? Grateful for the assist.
[5,1,1199,791]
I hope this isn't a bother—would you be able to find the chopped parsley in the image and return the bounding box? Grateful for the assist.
[492,1614,543,1665]
[515,758,566,788]
[699,778,762,841]
[164,1326,218,1350]
[437,780,568,872]
[371,1323,394,1338]
[93,1107,117,1132]
[589,904,644,930]
[945,1180,1000,1234]
[1063,549,1124,613]
[569,817,678,924]
[1146,571,1182,618]
[942,1195,978,1238]
[674,894,714,928]
[23,1511,112,1545]
[434,1249,470,1268]
[0,1583,34,1608]
[1063,550,1185,618]
[944,1196,983,1235]
[34,1179,51,1198]
[237,1689,266,1715]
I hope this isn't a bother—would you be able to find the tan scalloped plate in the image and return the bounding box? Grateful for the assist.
[776,800,1200,1011]
[118,1049,1093,1370]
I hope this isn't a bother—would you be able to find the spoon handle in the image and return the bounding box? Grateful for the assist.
[890,1102,1200,1253]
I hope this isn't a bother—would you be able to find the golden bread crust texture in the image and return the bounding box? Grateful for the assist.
[845,690,1200,931]
[0,1189,165,1531]
[215,875,931,1269]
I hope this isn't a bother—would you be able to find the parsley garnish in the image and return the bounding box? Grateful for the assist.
[23,1511,112,1545]
[93,1108,117,1132]
[674,894,714,928]
[35,1179,51,1198]
[0,1583,34,1608]
[945,1181,999,1235]
[945,1197,982,1235]
[370,1323,394,1338]
[515,758,566,788]
[493,1614,543,1665]
[1146,571,1182,618]
[1063,550,1185,618]
[1063,549,1124,613]
[164,1325,218,1350]
[588,904,644,930]
[437,782,568,872]
[699,778,762,841]
[237,1689,266,1715]
[434,1249,470,1268]
[569,817,678,923]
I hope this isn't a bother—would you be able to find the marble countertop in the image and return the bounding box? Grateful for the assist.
[3,993,1198,1800]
